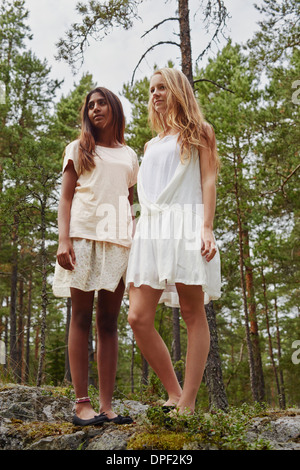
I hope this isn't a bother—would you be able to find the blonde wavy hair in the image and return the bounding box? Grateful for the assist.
[148,68,220,173]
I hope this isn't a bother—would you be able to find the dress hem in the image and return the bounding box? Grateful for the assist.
[53,272,126,299]
[126,279,221,299]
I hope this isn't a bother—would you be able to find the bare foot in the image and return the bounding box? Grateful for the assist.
[99,408,118,420]
[75,402,99,420]
[163,394,181,408]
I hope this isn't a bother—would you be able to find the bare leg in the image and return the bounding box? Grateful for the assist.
[128,284,182,405]
[96,279,125,419]
[175,283,210,414]
[68,288,97,420]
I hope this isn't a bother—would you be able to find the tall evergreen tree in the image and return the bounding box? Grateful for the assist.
[0,0,61,381]
[195,41,265,402]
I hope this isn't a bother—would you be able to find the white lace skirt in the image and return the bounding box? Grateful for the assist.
[52,238,130,298]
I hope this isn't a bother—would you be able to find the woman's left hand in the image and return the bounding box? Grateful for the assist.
[201,227,217,262]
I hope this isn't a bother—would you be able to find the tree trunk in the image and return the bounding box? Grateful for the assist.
[204,301,228,410]
[141,353,149,389]
[242,226,265,401]
[17,275,24,383]
[0,298,5,368]
[36,201,48,386]
[172,307,183,384]
[25,269,32,383]
[9,213,19,379]
[35,325,40,361]
[274,292,286,408]
[233,154,260,402]
[178,0,193,87]
[261,268,282,408]
[4,310,9,373]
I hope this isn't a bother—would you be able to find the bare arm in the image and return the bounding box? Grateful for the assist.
[199,125,217,262]
[128,185,136,237]
[56,161,78,270]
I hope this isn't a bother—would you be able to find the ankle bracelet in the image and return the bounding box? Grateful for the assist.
[75,397,91,404]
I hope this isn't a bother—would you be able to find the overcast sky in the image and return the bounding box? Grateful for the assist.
[24,0,263,115]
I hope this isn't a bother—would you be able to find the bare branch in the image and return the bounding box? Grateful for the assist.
[141,17,179,38]
[195,0,229,63]
[55,0,142,71]
[131,41,180,85]
[193,78,234,93]
[260,163,300,197]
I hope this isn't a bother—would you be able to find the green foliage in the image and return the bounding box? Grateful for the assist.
[193,38,299,407]
[128,430,194,451]
[123,76,153,156]
[51,73,95,143]
[131,402,273,450]
[6,420,76,444]
[247,0,300,69]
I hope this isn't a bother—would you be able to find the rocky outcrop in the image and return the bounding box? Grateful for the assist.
[246,413,300,450]
[0,383,147,450]
[0,383,299,450]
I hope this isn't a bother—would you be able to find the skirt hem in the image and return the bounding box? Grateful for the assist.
[125,279,221,307]
[52,273,125,298]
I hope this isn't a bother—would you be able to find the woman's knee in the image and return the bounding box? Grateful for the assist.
[97,308,119,337]
[176,284,206,324]
[179,299,207,328]
[70,289,94,330]
[128,285,161,331]
[71,308,92,331]
[128,307,151,332]
[127,308,140,330]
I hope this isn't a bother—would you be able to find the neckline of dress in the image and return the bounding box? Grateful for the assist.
[95,144,125,149]
[157,133,179,141]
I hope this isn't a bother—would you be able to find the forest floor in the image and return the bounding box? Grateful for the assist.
[0,382,299,451]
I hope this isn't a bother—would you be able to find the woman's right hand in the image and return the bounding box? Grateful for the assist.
[56,238,76,271]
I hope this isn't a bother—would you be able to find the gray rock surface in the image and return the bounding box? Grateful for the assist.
[246,414,300,450]
[0,384,299,450]
[0,383,147,450]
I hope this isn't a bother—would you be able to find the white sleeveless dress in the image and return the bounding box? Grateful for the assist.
[126,134,221,306]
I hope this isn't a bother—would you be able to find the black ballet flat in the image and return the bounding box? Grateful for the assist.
[72,412,109,426]
[106,414,133,425]
[161,405,176,413]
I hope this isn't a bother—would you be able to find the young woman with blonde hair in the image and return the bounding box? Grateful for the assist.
[53,87,138,426]
[126,68,221,415]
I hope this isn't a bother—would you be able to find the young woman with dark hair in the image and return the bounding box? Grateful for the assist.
[53,87,138,426]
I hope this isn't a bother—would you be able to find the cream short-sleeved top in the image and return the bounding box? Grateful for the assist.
[63,139,139,248]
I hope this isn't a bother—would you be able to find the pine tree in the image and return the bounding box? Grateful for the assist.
[195,41,265,402]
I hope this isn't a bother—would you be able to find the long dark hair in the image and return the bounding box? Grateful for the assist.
[78,87,125,174]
